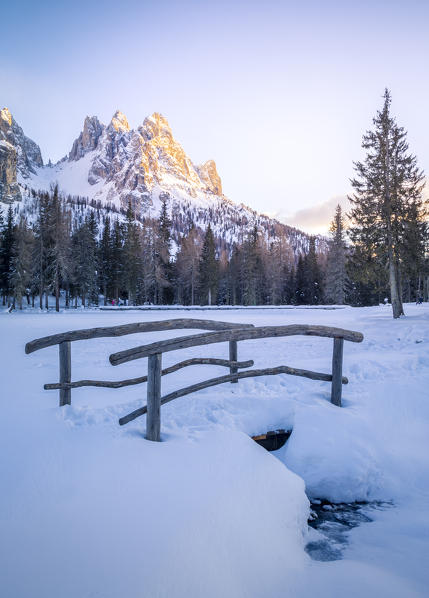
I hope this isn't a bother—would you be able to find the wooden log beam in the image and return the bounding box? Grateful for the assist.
[110,325,364,366]
[331,337,344,407]
[229,340,238,383]
[146,353,162,441]
[59,341,71,406]
[118,365,349,425]
[25,319,254,354]
[44,358,254,390]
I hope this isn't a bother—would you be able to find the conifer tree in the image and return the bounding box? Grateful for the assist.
[110,219,124,304]
[156,195,173,304]
[98,216,112,305]
[72,212,98,307]
[32,193,50,309]
[349,89,426,318]
[198,224,218,305]
[9,218,34,309]
[0,205,14,306]
[175,223,201,305]
[123,202,142,305]
[45,186,72,311]
[325,205,348,304]
[242,225,264,305]
[294,254,306,304]
[303,237,323,304]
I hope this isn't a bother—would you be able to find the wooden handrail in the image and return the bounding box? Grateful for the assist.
[44,358,254,390]
[25,319,254,354]
[118,365,349,426]
[110,325,364,365]
[24,317,364,439]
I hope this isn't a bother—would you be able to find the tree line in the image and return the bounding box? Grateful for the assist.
[0,90,427,316]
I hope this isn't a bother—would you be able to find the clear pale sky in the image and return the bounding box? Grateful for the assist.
[1,0,428,233]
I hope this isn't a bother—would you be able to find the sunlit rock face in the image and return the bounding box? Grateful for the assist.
[0,107,43,202]
[197,160,222,196]
[65,109,225,210]
[69,116,104,161]
[0,139,20,203]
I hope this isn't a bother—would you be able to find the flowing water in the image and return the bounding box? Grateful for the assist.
[306,500,393,561]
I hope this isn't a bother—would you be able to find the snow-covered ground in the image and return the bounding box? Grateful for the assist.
[1,305,428,597]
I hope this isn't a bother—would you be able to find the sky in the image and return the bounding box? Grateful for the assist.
[1,0,429,233]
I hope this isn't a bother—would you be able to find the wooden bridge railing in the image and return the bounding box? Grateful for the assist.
[25,319,254,406]
[25,319,364,443]
[110,324,363,441]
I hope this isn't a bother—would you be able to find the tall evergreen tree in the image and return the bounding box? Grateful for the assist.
[98,216,112,305]
[325,205,348,304]
[0,206,14,306]
[156,195,173,304]
[72,212,98,307]
[349,89,426,318]
[175,223,201,305]
[9,218,34,309]
[45,186,72,311]
[303,237,323,304]
[110,219,124,304]
[198,224,218,305]
[123,202,142,305]
[32,193,50,309]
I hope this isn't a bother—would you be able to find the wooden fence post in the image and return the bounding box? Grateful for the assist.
[146,352,162,441]
[59,341,71,406]
[229,340,238,383]
[331,338,344,407]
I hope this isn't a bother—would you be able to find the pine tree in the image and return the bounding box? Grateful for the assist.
[294,254,306,304]
[198,224,218,305]
[45,186,72,311]
[242,225,264,305]
[325,205,348,304]
[9,218,34,309]
[400,200,428,302]
[32,193,50,309]
[0,206,14,306]
[123,202,142,305]
[303,237,323,304]
[156,195,173,304]
[175,223,201,305]
[98,216,112,305]
[72,212,98,307]
[110,219,124,304]
[349,89,426,318]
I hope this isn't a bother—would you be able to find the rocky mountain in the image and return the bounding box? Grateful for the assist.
[0,107,43,202]
[1,106,317,254]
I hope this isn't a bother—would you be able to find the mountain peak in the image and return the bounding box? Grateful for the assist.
[140,112,172,141]
[197,160,222,196]
[110,110,130,133]
[69,115,104,161]
[0,107,12,127]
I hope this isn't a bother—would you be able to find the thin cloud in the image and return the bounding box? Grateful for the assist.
[272,196,352,235]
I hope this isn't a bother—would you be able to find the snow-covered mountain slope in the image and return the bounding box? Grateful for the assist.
[21,110,235,216]
[2,106,317,253]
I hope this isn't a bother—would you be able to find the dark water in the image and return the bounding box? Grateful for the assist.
[306,500,392,561]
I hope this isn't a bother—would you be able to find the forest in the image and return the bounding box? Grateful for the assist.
[0,92,427,314]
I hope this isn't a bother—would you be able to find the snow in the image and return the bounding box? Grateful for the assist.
[1,304,428,597]
[23,150,107,200]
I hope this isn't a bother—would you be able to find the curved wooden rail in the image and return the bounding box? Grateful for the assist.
[119,365,349,426]
[25,318,254,354]
[44,358,254,390]
[24,317,364,439]
[110,325,364,365]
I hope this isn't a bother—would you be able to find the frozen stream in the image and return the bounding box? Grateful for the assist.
[306,500,393,561]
